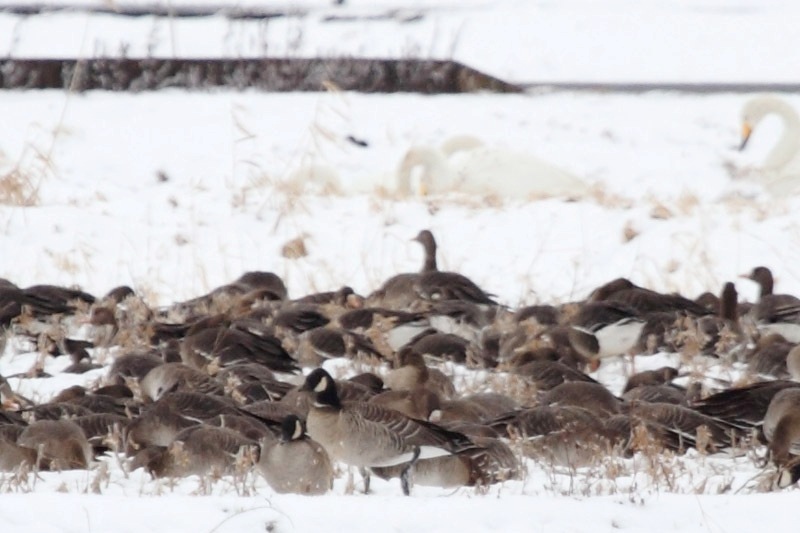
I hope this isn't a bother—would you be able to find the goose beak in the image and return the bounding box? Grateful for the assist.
[739,122,753,151]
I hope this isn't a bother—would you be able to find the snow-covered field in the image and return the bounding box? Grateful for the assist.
[1,0,800,531]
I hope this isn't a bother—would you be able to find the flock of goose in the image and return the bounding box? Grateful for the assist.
[286,95,800,199]
[0,95,799,498]
[2,228,800,496]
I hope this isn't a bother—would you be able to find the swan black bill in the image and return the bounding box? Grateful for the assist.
[739,122,753,151]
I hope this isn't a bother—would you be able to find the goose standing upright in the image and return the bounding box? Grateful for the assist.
[738,95,800,196]
[300,368,475,495]
[368,229,496,309]
[366,230,439,310]
[744,266,800,342]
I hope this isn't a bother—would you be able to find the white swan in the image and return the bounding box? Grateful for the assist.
[282,162,396,196]
[396,136,591,199]
[739,95,800,196]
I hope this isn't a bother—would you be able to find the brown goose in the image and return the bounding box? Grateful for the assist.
[140,362,224,401]
[180,323,298,373]
[125,402,199,451]
[787,345,800,381]
[17,419,93,470]
[48,385,130,416]
[539,381,623,417]
[300,368,475,495]
[256,415,334,495]
[207,413,277,441]
[425,300,497,344]
[369,230,496,309]
[402,329,474,365]
[384,348,456,399]
[590,277,711,316]
[745,266,800,342]
[623,401,735,453]
[622,367,679,393]
[215,363,295,403]
[488,404,619,467]
[292,326,384,367]
[125,391,239,450]
[691,380,800,432]
[0,425,37,471]
[696,281,745,357]
[169,271,287,318]
[369,387,441,420]
[567,302,646,364]
[72,413,130,455]
[271,304,331,334]
[367,230,439,310]
[337,307,429,353]
[622,384,687,406]
[763,388,800,486]
[515,304,561,327]
[512,359,598,391]
[134,425,257,478]
[291,286,361,308]
[432,392,519,427]
[414,270,497,306]
[105,350,164,386]
[763,388,800,454]
[747,333,797,378]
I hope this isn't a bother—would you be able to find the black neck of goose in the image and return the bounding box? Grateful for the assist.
[719,282,738,321]
[315,382,342,409]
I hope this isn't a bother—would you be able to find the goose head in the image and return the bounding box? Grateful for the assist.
[280,415,306,443]
[301,368,342,408]
[743,266,774,298]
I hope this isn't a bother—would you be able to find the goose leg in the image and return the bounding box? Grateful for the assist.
[400,446,421,496]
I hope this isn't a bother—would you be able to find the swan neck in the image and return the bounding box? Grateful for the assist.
[766,104,800,170]
[402,147,451,195]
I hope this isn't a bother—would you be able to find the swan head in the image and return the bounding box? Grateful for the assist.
[396,146,444,197]
[740,95,800,151]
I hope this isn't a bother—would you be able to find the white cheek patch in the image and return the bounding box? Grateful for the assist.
[314,376,328,393]
[293,421,304,440]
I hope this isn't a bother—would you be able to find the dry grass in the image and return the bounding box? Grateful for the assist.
[0,167,39,206]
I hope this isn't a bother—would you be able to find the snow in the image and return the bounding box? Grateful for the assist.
[1,0,800,531]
